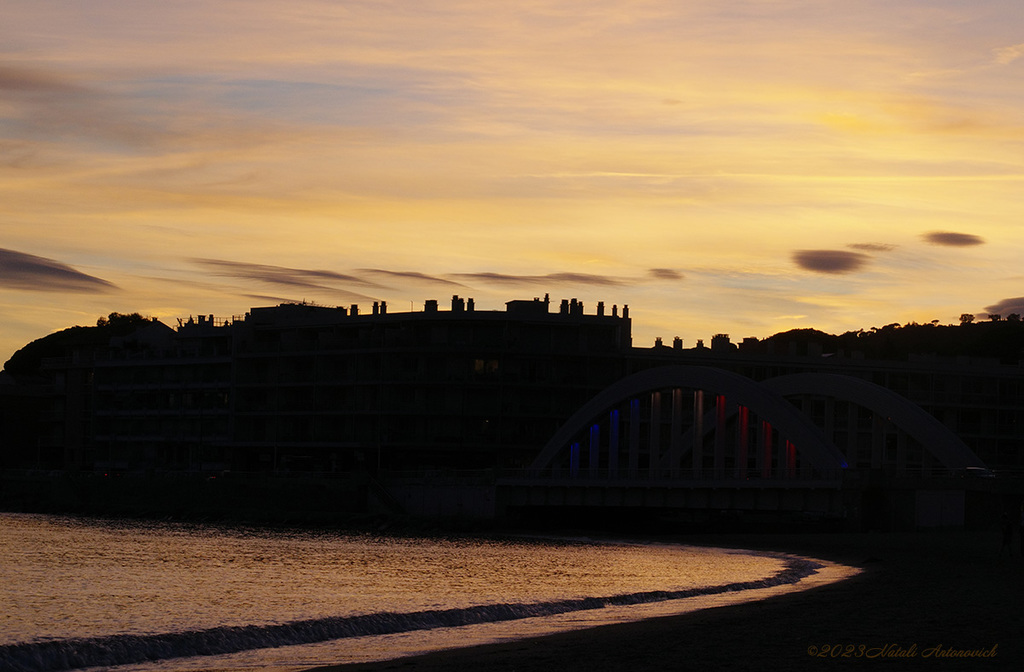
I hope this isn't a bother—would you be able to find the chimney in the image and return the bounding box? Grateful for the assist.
[597,301,605,317]
[451,295,465,312]
[673,337,682,350]
[425,299,438,313]
[380,301,387,315]
[350,304,359,316]
[372,301,380,316]
[467,297,475,312]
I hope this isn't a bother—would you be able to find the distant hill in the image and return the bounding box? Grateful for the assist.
[3,312,160,376]
[752,319,1024,364]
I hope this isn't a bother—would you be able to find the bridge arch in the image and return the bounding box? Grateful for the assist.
[762,373,985,470]
[530,365,847,474]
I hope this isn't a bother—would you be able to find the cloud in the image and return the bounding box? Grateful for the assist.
[0,65,88,94]
[983,297,1024,317]
[194,259,385,292]
[0,248,117,292]
[649,268,685,280]
[0,63,289,156]
[452,272,625,286]
[922,231,985,247]
[359,269,466,287]
[792,250,869,274]
[993,43,1024,65]
[0,62,162,150]
[848,243,895,252]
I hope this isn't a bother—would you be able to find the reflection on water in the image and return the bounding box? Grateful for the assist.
[0,513,847,672]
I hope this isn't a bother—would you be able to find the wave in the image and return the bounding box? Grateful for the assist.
[0,555,821,672]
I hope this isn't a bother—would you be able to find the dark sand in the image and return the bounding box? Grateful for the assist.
[305,530,1024,671]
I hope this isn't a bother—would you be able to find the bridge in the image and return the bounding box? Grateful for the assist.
[488,366,990,528]
[368,365,1010,528]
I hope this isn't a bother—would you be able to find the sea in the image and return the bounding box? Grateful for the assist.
[0,512,852,672]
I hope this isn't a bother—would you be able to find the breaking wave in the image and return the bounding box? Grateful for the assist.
[1,555,820,672]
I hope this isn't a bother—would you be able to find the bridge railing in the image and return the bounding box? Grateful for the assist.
[497,467,846,483]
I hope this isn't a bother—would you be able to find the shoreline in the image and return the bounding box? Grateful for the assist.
[304,530,1022,671]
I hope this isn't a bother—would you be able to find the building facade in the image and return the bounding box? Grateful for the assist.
[61,295,631,474]
[5,296,1024,477]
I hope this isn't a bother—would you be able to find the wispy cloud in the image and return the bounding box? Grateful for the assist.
[649,268,685,280]
[922,231,985,247]
[358,269,466,287]
[984,297,1024,316]
[793,250,870,274]
[848,243,895,252]
[0,62,156,150]
[0,248,117,292]
[0,65,88,93]
[452,272,625,286]
[193,259,385,292]
[993,43,1024,65]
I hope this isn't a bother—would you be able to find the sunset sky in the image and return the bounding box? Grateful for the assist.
[3,0,1024,362]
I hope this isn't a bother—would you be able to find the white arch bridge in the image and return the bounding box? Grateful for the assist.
[497,366,986,519]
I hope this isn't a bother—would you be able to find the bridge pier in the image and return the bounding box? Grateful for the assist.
[649,391,661,479]
[670,388,683,477]
[693,390,703,475]
[736,405,749,478]
[714,394,726,477]
[608,409,620,477]
[629,398,640,474]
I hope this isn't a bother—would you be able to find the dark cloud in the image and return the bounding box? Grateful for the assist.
[453,272,624,286]
[0,248,117,292]
[848,243,895,252]
[0,65,88,94]
[649,268,684,280]
[792,250,869,274]
[359,269,466,287]
[923,231,985,247]
[194,259,385,292]
[984,297,1024,317]
[0,62,180,151]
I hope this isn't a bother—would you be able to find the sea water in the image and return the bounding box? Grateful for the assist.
[0,513,843,672]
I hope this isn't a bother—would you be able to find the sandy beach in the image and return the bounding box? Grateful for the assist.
[305,530,1023,671]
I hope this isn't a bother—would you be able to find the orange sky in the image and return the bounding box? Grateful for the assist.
[3,1,1023,361]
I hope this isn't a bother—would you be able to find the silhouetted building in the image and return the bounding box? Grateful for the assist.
[19,296,630,473]
[4,296,1024,478]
